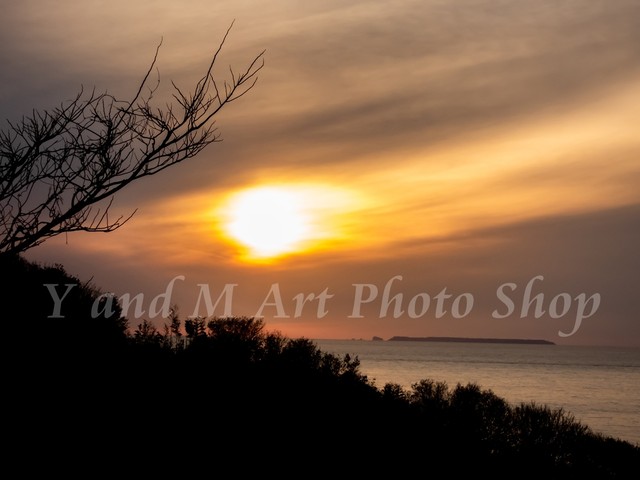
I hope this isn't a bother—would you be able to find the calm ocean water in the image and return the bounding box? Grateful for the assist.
[314,339,640,446]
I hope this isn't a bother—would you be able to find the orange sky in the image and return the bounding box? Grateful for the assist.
[3,0,640,346]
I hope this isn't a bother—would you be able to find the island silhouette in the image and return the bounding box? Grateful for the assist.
[386,336,555,345]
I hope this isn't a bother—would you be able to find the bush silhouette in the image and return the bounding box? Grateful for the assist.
[3,255,639,476]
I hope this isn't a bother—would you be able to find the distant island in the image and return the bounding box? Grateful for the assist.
[386,336,555,345]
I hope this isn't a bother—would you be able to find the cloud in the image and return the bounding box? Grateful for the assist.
[322,202,640,345]
[6,1,640,345]
[3,0,639,202]
[25,201,640,346]
[247,0,640,156]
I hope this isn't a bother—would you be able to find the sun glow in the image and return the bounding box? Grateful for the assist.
[224,187,311,258]
[217,184,365,261]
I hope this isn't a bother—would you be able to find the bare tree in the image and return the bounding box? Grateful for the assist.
[0,23,264,257]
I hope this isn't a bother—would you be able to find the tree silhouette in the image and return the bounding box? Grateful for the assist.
[0,22,264,257]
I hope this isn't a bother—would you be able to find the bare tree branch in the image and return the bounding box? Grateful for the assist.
[0,24,265,257]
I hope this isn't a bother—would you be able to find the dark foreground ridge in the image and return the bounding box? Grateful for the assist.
[3,254,637,477]
[388,336,556,345]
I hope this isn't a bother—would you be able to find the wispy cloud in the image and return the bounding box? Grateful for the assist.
[5,0,640,344]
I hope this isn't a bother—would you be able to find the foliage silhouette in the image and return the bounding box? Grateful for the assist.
[3,256,639,476]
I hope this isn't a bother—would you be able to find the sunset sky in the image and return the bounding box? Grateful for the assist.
[2,0,639,346]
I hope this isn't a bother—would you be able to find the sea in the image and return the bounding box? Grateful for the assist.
[313,339,640,446]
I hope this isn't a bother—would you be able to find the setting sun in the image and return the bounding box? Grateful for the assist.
[214,183,369,262]
[224,186,311,258]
